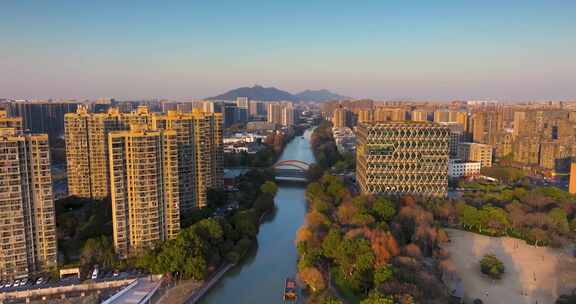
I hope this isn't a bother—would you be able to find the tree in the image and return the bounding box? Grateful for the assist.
[207,188,227,207]
[299,266,326,292]
[480,254,505,279]
[80,236,115,268]
[374,265,393,286]
[233,210,259,238]
[260,181,278,196]
[360,291,394,304]
[322,228,342,258]
[373,197,396,221]
[548,208,570,234]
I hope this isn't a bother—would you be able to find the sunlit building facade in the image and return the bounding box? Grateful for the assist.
[0,129,57,280]
[356,122,449,197]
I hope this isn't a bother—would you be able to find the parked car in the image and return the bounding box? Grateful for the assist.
[4,281,12,288]
[91,267,99,280]
[35,277,44,285]
[113,270,119,277]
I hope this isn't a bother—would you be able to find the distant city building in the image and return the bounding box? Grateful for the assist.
[332,127,356,154]
[448,159,482,178]
[513,109,576,173]
[236,97,250,109]
[357,109,374,124]
[0,110,22,130]
[109,127,180,257]
[441,123,465,158]
[433,110,468,131]
[0,129,57,280]
[411,110,431,122]
[8,101,79,141]
[356,122,449,197]
[457,142,492,168]
[471,109,503,146]
[246,121,276,132]
[282,106,296,126]
[373,107,407,122]
[332,107,352,128]
[249,101,266,117]
[267,103,283,125]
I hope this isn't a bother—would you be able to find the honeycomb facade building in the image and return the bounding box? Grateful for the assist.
[0,129,57,280]
[356,122,449,197]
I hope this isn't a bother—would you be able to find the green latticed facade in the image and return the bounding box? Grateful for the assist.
[356,122,450,197]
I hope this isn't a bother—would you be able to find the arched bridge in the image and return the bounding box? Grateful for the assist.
[273,160,310,180]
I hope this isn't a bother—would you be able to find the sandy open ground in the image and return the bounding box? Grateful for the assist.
[442,229,576,304]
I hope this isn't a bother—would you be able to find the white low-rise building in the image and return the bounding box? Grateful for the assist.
[448,159,482,178]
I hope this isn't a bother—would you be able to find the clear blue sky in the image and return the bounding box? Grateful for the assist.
[1,1,575,101]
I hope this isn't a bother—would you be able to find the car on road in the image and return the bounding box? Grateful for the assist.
[35,277,44,285]
[91,266,99,280]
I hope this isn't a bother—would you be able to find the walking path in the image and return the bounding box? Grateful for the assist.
[157,263,234,304]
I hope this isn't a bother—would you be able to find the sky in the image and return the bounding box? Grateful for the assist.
[1,1,575,101]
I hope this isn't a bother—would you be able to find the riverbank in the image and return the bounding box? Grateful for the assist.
[196,129,315,303]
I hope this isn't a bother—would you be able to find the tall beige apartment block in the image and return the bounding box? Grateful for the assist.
[66,106,223,214]
[332,107,349,128]
[458,142,493,168]
[109,127,180,257]
[0,129,57,280]
[471,109,503,146]
[64,106,150,199]
[150,110,223,211]
[411,110,430,122]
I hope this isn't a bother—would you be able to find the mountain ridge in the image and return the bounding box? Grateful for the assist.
[207,85,347,102]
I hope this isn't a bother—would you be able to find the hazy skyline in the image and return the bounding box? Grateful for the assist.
[1,1,575,101]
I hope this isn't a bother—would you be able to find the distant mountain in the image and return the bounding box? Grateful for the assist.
[208,85,297,102]
[208,85,347,102]
[295,89,349,102]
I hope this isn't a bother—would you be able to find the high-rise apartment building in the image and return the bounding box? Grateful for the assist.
[513,109,576,172]
[442,123,465,158]
[411,110,431,122]
[248,101,266,118]
[109,127,180,257]
[0,110,23,130]
[282,106,296,126]
[374,107,407,122]
[65,106,223,211]
[457,142,492,168]
[0,129,57,280]
[433,110,468,131]
[64,106,150,199]
[332,107,350,128]
[236,97,250,109]
[173,110,224,209]
[357,109,374,124]
[267,103,284,125]
[356,122,449,197]
[471,109,503,146]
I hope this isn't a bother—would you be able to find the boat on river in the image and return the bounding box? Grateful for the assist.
[283,277,298,302]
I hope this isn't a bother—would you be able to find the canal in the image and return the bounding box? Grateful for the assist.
[198,129,315,303]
